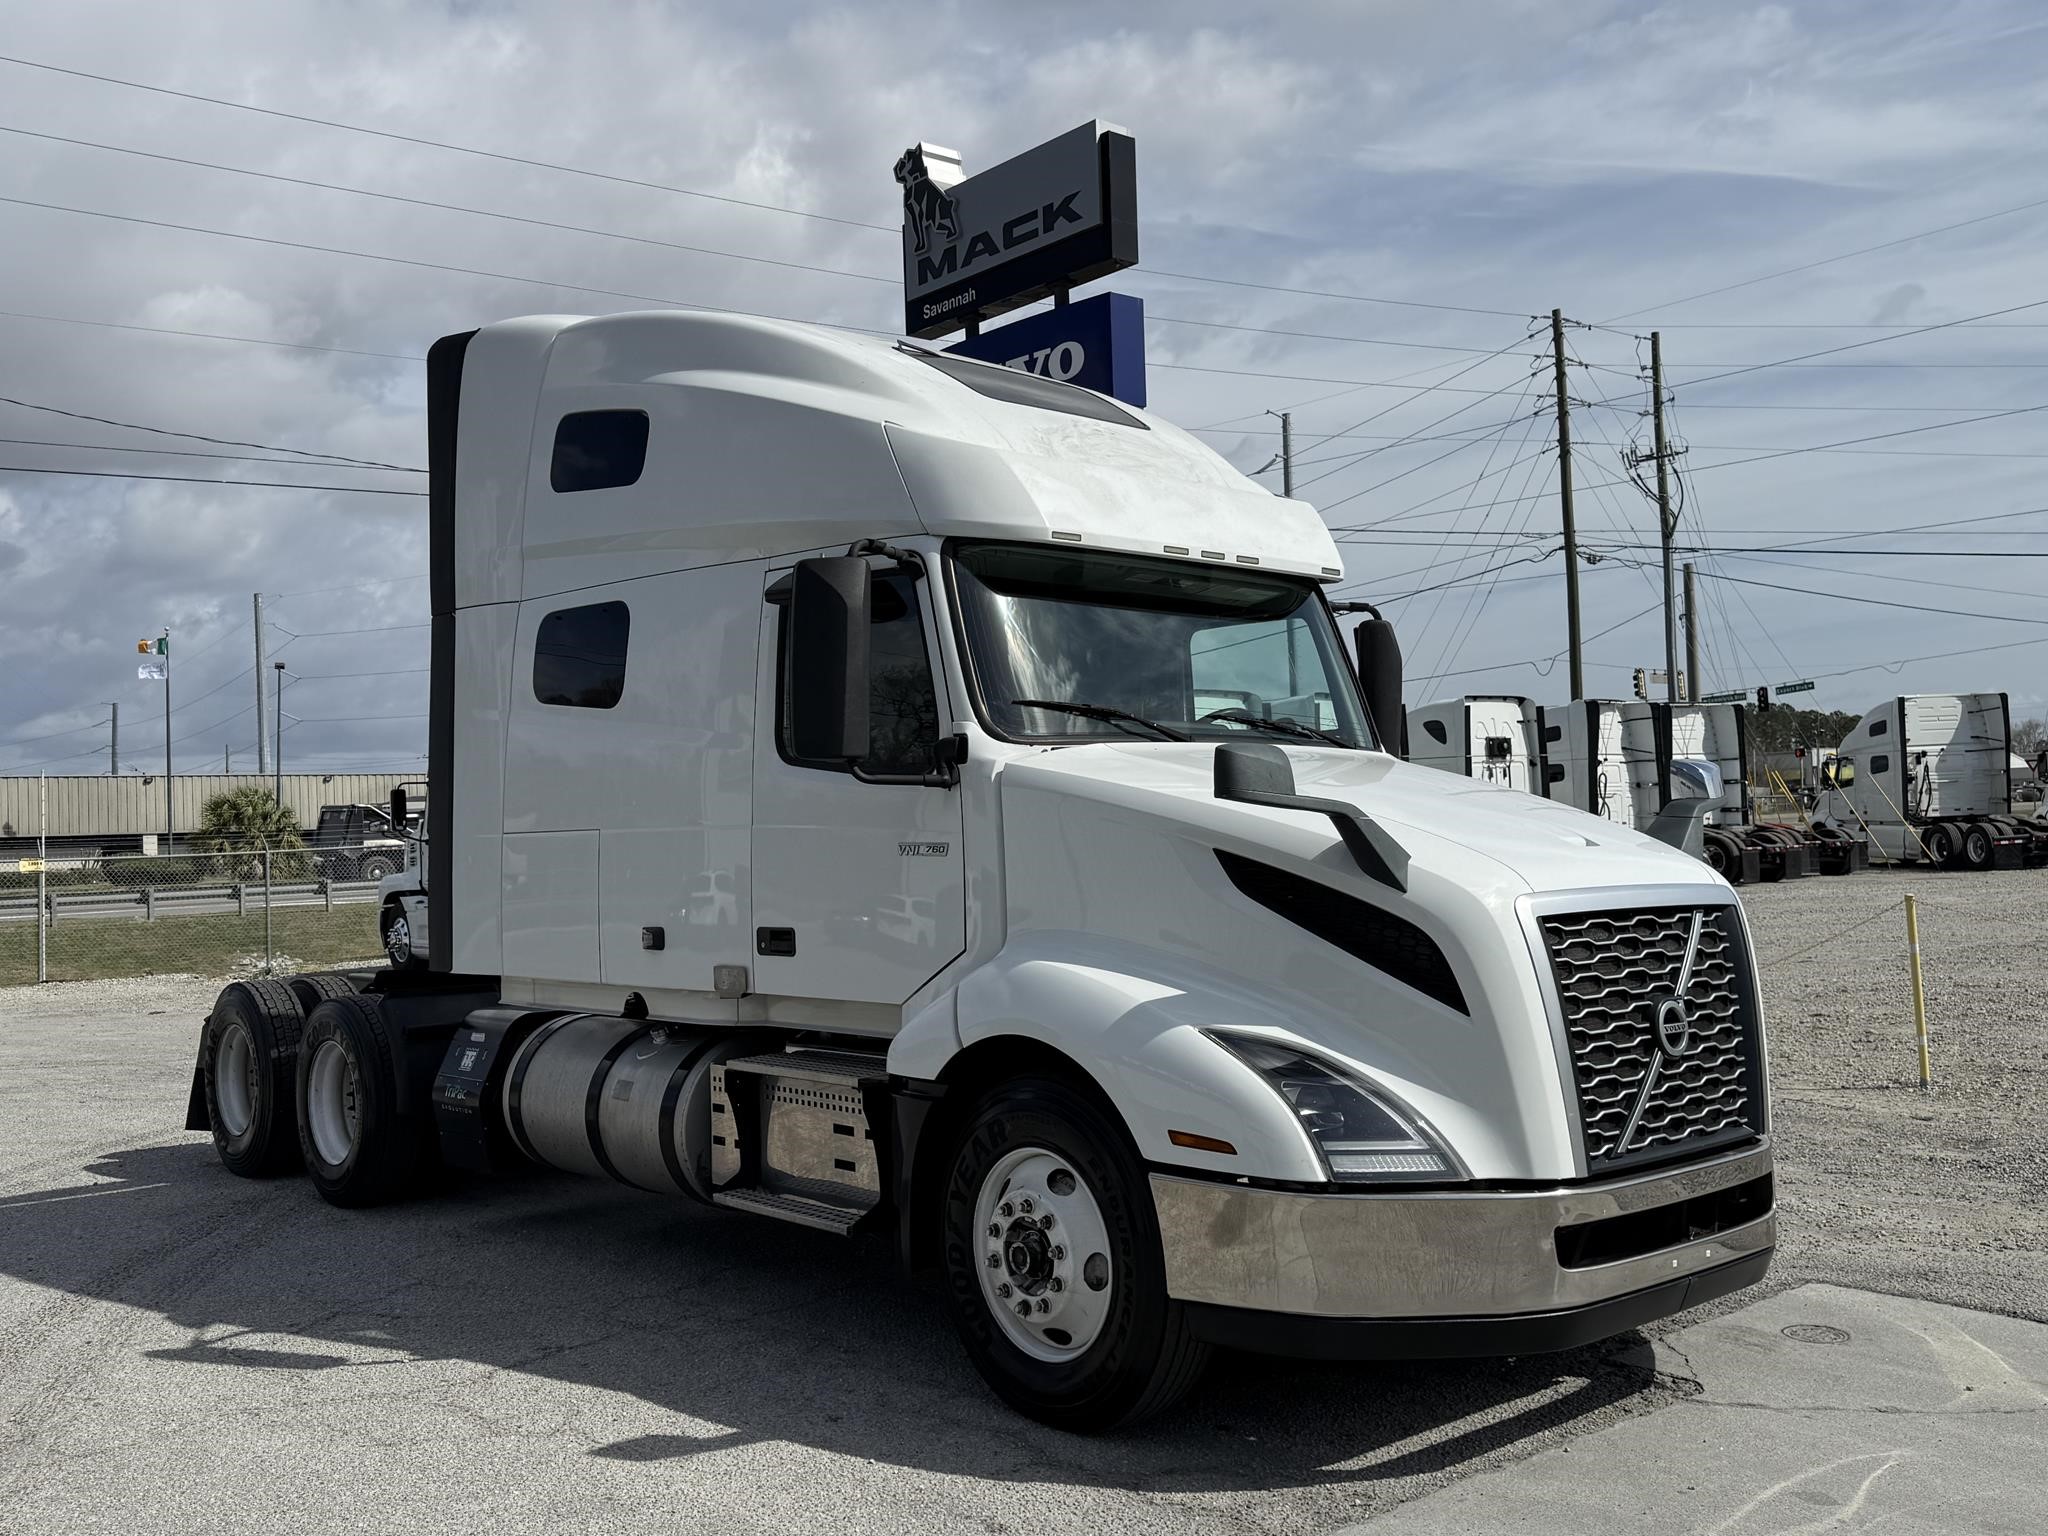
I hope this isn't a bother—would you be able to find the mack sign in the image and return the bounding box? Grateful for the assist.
[896,121,1138,338]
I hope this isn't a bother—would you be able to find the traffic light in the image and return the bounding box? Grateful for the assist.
[1633,667,1648,700]
[1756,686,1771,711]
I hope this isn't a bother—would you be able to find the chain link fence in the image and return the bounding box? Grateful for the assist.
[0,844,392,986]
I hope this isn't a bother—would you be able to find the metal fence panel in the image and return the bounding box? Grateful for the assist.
[1,844,388,985]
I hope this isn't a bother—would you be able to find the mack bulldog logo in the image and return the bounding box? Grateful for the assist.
[894,146,960,257]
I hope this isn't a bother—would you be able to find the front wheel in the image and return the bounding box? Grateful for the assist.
[380,902,426,971]
[940,1074,1209,1431]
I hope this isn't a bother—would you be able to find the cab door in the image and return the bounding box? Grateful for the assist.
[749,564,965,1009]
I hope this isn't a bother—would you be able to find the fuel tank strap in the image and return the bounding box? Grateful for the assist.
[584,1023,656,1186]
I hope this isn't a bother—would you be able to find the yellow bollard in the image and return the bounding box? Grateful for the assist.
[1905,894,1931,1091]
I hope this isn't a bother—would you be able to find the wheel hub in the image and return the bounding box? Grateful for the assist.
[973,1147,1114,1363]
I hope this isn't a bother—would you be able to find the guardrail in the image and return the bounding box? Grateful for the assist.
[0,879,380,924]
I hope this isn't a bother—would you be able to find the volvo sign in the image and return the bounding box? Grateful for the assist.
[945,292,1146,407]
[897,121,1138,339]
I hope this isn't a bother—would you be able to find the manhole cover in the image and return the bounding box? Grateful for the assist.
[1781,1323,1851,1345]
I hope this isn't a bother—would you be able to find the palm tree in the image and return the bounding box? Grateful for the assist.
[193,788,309,877]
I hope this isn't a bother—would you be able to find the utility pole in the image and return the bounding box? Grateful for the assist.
[1650,333,1680,702]
[106,702,118,775]
[1550,309,1584,700]
[274,663,286,804]
[1683,561,1700,702]
[1269,409,1299,691]
[161,627,173,853]
[224,745,231,773]
[253,592,269,776]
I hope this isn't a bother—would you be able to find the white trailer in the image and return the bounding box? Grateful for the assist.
[1814,694,2048,868]
[1406,696,1544,792]
[183,311,1774,1429]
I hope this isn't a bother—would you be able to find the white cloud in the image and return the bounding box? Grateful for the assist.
[2,0,2046,776]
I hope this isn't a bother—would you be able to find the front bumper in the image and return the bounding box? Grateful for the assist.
[1152,1139,1774,1359]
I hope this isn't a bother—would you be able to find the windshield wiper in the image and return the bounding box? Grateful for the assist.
[1011,699,1189,742]
[1202,708,1354,749]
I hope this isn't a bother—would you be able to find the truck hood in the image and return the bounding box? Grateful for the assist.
[1000,741,1724,897]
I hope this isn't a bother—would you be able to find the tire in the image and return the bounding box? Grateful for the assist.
[1701,834,1732,877]
[1922,823,1957,868]
[381,902,427,971]
[940,1073,1210,1431]
[201,979,306,1177]
[287,972,360,1014]
[1962,823,1995,872]
[357,854,399,882]
[295,994,431,1208]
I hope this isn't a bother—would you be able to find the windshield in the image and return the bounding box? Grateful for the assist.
[950,541,1376,748]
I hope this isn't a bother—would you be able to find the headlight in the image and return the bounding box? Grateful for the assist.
[1207,1030,1464,1183]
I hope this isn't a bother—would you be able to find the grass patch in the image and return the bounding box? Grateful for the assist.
[0,903,381,986]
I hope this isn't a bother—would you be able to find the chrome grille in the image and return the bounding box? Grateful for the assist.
[1540,905,1759,1168]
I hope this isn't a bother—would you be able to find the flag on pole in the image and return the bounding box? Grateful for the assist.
[137,636,167,680]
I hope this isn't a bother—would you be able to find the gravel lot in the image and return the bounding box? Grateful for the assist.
[1,868,2042,1534]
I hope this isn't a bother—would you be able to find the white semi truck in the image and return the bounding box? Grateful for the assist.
[1405,695,1545,792]
[185,311,1774,1429]
[1811,693,2048,868]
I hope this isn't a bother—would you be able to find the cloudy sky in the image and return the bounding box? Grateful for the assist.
[4,0,2047,779]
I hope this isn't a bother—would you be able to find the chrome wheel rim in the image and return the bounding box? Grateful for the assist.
[384,912,411,965]
[305,1039,360,1168]
[215,1023,256,1138]
[974,1146,1114,1363]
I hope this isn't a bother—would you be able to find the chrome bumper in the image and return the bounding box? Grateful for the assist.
[1152,1139,1773,1320]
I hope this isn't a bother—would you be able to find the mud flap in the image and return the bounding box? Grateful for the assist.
[183,1030,210,1132]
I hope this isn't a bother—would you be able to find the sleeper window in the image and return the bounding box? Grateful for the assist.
[1870,754,1890,774]
[534,601,630,709]
[550,410,648,492]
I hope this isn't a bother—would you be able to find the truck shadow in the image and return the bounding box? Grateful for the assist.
[3,1141,1675,1494]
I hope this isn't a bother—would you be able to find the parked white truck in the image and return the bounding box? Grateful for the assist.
[1405,695,1545,792]
[184,311,1774,1429]
[1812,693,2048,868]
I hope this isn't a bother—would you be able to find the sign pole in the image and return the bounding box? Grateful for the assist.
[37,773,47,983]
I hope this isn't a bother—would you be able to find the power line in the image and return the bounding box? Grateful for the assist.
[0,52,891,232]
[0,714,111,748]
[1682,402,2048,473]
[0,463,423,495]
[0,435,424,469]
[0,392,420,470]
[0,121,900,284]
[0,52,1543,322]
[1661,294,2048,388]
[1602,191,2048,324]
[1697,569,2048,626]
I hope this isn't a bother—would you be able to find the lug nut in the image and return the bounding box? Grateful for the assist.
[1039,1213,1055,1230]
[1036,1299,1051,1314]
[1017,1196,1035,1215]
[1050,1245,1065,1260]
[1016,1300,1033,1317]
[999,1201,1014,1218]
[1049,1278,1065,1293]
[987,1222,1001,1238]
[995,1282,1012,1298]
[986,1253,1001,1269]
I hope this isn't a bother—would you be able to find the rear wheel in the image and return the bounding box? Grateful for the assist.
[357,853,399,882]
[1962,823,1995,871]
[296,994,430,1207]
[202,979,305,1177]
[1701,833,1733,877]
[1922,823,1957,867]
[940,1074,1209,1431]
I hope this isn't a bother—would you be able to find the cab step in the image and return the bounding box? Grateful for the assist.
[710,1047,891,1234]
[712,1186,870,1234]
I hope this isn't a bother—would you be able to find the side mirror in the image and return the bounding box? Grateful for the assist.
[788,556,872,761]
[1352,618,1406,758]
[389,786,408,827]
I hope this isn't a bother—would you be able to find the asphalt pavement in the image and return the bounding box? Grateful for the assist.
[1,974,2041,1534]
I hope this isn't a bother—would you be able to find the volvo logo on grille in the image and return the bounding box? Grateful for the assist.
[1654,996,1694,1057]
